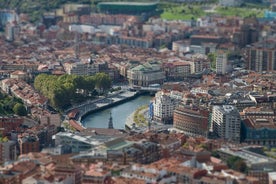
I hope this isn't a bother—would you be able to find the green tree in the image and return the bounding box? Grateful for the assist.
[0,104,5,115]
[226,156,248,173]
[234,160,248,173]
[34,73,111,110]
[207,52,216,69]
[94,73,111,93]
[211,150,221,158]
[83,76,95,96]
[13,103,27,116]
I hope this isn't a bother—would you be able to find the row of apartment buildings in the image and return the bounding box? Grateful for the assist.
[150,71,276,145]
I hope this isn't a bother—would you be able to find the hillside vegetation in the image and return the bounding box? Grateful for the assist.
[0,0,90,22]
[0,0,268,22]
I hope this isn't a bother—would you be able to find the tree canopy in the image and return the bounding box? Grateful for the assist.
[207,52,216,70]
[0,0,91,22]
[0,91,25,116]
[226,156,248,173]
[34,73,111,110]
[13,103,27,116]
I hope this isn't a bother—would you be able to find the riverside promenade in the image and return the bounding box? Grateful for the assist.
[65,90,138,123]
[125,108,149,130]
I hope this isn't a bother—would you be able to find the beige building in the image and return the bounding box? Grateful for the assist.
[63,61,99,76]
[127,61,165,87]
[163,61,191,80]
[10,70,28,81]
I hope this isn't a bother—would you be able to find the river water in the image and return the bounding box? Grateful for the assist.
[81,95,153,129]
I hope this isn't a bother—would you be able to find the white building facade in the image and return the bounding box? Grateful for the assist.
[152,91,181,123]
[211,105,241,142]
[216,51,228,75]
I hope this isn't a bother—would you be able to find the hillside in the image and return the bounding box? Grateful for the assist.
[0,0,91,22]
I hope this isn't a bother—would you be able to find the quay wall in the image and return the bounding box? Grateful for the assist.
[79,91,142,121]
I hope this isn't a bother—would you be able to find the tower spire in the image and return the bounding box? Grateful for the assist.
[108,112,114,129]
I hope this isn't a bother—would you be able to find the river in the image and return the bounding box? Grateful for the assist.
[81,95,153,129]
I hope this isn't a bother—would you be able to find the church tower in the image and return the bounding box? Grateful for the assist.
[108,112,114,129]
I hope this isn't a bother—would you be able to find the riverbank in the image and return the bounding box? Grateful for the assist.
[125,106,149,130]
[82,94,153,129]
[66,90,146,126]
[79,90,141,121]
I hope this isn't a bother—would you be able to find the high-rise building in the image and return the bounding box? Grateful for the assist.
[245,38,276,72]
[216,50,228,75]
[0,140,17,165]
[0,117,24,137]
[173,104,209,137]
[0,10,19,29]
[233,17,259,48]
[18,134,40,155]
[211,105,241,142]
[152,91,181,123]
[5,23,20,42]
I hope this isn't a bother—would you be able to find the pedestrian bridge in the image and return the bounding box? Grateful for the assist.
[140,86,161,92]
[130,84,161,92]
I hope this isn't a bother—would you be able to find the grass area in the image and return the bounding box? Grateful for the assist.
[265,147,276,159]
[133,105,148,126]
[243,2,270,9]
[160,4,205,20]
[159,3,266,20]
[215,6,265,18]
[63,121,76,132]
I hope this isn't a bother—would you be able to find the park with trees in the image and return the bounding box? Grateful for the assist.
[0,91,27,116]
[34,72,111,111]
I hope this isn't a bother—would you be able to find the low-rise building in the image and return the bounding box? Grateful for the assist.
[10,71,28,81]
[63,60,99,76]
[163,61,191,80]
[218,146,276,184]
[241,117,276,146]
[54,163,82,184]
[0,78,48,108]
[0,168,21,184]
[269,172,276,184]
[82,164,111,184]
[54,131,126,153]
